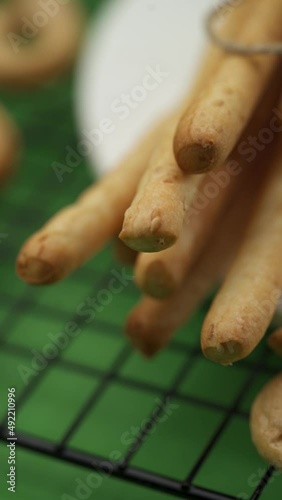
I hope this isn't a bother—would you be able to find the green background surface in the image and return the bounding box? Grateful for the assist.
[0,0,281,499]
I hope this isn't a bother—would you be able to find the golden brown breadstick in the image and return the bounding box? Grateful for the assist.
[251,374,282,471]
[133,180,228,299]
[16,122,164,285]
[268,328,282,358]
[119,130,203,252]
[201,120,282,366]
[0,0,84,87]
[119,0,253,252]
[114,238,137,266]
[126,159,264,357]
[0,106,20,183]
[174,0,282,173]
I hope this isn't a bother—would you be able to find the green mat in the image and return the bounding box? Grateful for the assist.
[0,1,281,499]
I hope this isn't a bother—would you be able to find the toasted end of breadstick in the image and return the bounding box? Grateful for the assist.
[268,328,282,358]
[175,142,218,173]
[173,103,220,173]
[201,321,249,365]
[126,313,168,358]
[17,257,55,285]
[120,202,181,253]
[135,259,176,299]
[119,230,176,253]
[125,316,167,359]
[203,341,243,366]
[251,374,282,471]
[16,232,73,285]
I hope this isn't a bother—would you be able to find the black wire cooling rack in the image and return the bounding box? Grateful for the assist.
[0,282,277,500]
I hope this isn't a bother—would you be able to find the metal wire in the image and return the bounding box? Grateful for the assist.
[0,223,277,499]
[206,1,282,56]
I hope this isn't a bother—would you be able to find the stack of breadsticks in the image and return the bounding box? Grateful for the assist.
[15,0,282,471]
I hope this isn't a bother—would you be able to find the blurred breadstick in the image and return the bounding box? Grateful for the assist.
[251,374,282,471]
[126,159,264,357]
[119,0,253,252]
[0,0,84,87]
[174,0,282,173]
[114,238,137,266]
[127,232,235,357]
[134,220,199,300]
[16,123,164,285]
[135,70,282,298]
[0,106,20,183]
[268,328,282,358]
[201,120,282,366]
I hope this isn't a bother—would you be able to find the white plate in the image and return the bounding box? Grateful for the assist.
[75,0,211,177]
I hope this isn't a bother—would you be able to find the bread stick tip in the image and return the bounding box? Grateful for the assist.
[136,260,175,299]
[126,317,161,358]
[16,232,72,285]
[202,340,242,366]
[119,231,176,253]
[17,255,55,285]
[174,141,217,174]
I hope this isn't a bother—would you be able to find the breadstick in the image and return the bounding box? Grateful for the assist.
[134,69,282,298]
[134,219,200,300]
[251,374,282,471]
[119,115,204,252]
[114,238,137,266]
[133,165,241,299]
[0,0,84,87]
[126,161,263,357]
[16,122,164,285]
[119,0,254,253]
[201,120,282,366]
[174,0,282,173]
[133,184,228,299]
[268,329,282,358]
[0,106,20,183]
